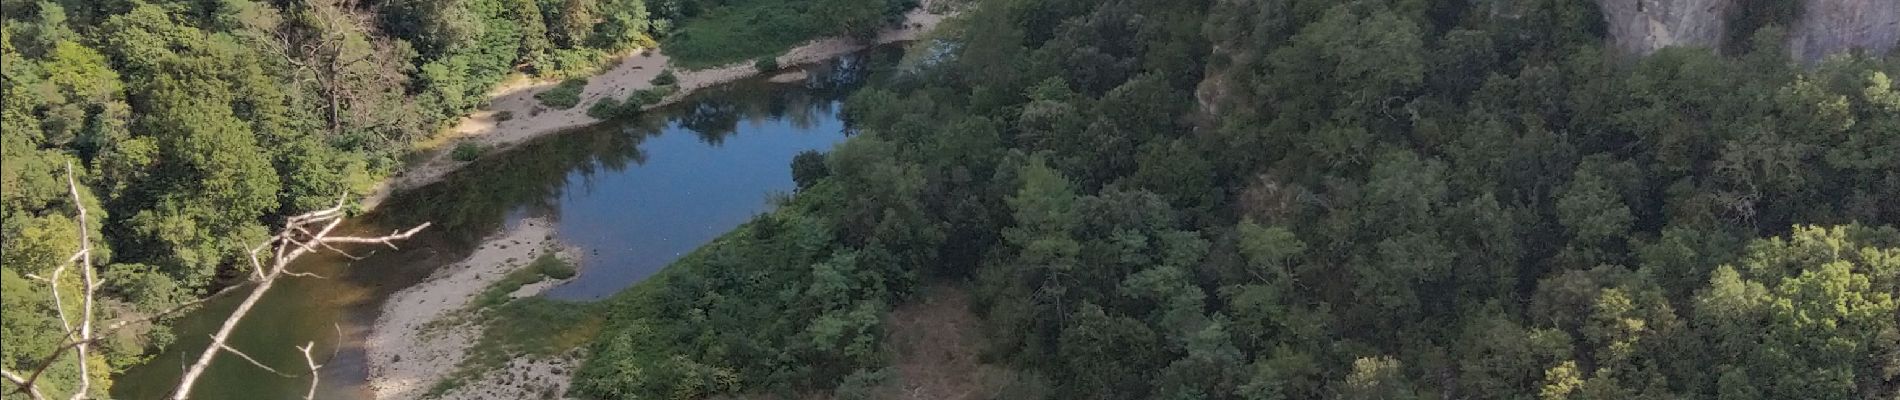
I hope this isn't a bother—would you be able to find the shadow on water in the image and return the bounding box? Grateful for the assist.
[111,46,904,400]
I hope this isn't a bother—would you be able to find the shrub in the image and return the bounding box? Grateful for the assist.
[754,56,779,73]
[650,69,679,86]
[791,150,828,189]
[539,48,608,78]
[495,110,515,121]
[629,85,676,107]
[587,97,637,120]
[452,141,484,161]
[534,78,588,109]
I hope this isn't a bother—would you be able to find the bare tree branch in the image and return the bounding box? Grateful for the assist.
[2,369,46,400]
[296,342,322,400]
[169,201,429,400]
[207,340,296,378]
[7,164,98,400]
[67,163,98,400]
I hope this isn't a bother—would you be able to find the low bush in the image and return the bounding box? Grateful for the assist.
[629,85,677,107]
[534,78,588,109]
[754,56,780,73]
[650,69,679,86]
[587,97,633,120]
[452,141,484,161]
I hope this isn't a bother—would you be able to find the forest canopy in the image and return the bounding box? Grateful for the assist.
[572,0,1900,398]
[0,0,910,395]
[4,0,1897,398]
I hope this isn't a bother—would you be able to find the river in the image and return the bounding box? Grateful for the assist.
[111,47,903,400]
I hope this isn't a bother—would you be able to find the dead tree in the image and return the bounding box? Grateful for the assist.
[1,163,429,399]
[1,164,102,400]
[170,196,429,400]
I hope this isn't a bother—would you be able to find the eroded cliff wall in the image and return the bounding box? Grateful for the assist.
[1596,0,1898,61]
[1598,0,1734,56]
[1789,0,1900,62]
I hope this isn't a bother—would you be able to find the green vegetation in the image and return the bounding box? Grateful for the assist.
[651,69,679,86]
[587,97,630,119]
[588,84,678,120]
[632,85,677,105]
[432,252,593,396]
[0,0,899,395]
[534,78,589,109]
[471,251,577,309]
[755,56,781,73]
[572,0,1900,399]
[659,0,915,68]
[452,142,487,162]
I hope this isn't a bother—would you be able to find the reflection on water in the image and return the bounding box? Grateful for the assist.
[112,47,903,400]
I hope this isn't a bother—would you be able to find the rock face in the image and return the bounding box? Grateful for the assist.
[1596,0,1897,62]
[1598,0,1735,56]
[1789,0,1900,63]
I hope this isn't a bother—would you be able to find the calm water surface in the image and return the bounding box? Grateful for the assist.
[112,48,900,399]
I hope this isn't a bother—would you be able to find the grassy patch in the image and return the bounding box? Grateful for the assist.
[630,85,677,106]
[587,97,630,120]
[661,1,829,68]
[651,69,678,86]
[471,251,578,310]
[533,78,589,109]
[586,84,678,120]
[425,298,604,398]
[451,141,485,161]
[425,251,591,397]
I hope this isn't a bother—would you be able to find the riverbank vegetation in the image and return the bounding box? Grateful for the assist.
[534,78,590,109]
[432,264,598,398]
[660,0,918,68]
[0,0,900,395]
[570,0,1900,398]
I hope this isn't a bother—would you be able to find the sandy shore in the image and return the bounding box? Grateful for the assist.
[361,3,954,210]
[364,218,580,400]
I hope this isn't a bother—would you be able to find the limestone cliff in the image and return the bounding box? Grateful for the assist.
[1598,0,1735,56]
[1789,0,1900,62]
[1595,0,1897,61]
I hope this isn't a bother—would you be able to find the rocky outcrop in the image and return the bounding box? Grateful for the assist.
[1595,0,1897,62]
[1789,0,1900,63]
[1597,0,1735,56]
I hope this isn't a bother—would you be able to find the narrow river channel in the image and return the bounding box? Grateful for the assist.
[111,47,903,400]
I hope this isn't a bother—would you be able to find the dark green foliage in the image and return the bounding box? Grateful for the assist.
[586,97,631,119]
[791,150,828,190]
[755,56,780,73]
[658,0,915,67]
[571,0,1900,398]
[1726,0,1801,53]
[0,0,900,393]
[650,68,678,86]
[573,204,902,397]
[452,141,486,161]
[534,78,589,109]
[629,85,676,106]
